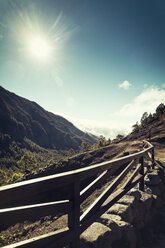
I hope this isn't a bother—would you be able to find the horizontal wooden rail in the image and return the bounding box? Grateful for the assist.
[0,144,152,207]
[80,159,135,224]
[0,200,71,230]
[122,163,141,189]
[80,167,149,234]
[79,173,143,234]
[80,170,110,203]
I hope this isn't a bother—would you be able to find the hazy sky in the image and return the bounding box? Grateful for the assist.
[0,0,165,138]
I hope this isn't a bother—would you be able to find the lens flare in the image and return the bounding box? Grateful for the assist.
[0,2,73,64]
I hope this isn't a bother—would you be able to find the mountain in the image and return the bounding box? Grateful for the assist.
[0,86,97,153]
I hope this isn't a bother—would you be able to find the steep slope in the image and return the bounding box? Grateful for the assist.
[0,86,97,152]
[126,105,165,161]
[127,113,165,144]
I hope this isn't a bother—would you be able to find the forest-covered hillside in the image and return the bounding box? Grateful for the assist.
[0,86,97,185]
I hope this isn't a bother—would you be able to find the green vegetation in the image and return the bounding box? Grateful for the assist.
[0,86,97,186]
[80,135,113,153]
[67,148,75,157]
[132,103,165,133]
[0,137,66,186]
[81,141,91,152]
[113,134,125,142]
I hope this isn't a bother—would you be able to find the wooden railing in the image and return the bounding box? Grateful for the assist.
[0,141,154,248]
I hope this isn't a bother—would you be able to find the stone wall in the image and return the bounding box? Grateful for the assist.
[80,165,165,248]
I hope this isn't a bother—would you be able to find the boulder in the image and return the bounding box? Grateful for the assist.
[80,222,112,248]
[145,174,161,186]
[99,214,122,242]
[126,188,142,200]
[107,203,134,223]
[140,191,153,210]
[103,214,137,248]
[117,195,136,207]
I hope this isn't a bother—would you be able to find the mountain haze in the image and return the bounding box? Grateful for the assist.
[0,86,97,152]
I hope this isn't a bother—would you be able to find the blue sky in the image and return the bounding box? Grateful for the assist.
[0,0,165,138]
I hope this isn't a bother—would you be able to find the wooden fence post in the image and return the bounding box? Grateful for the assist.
[68,178,80,248]
[139,156,144,192]
[152,148,155,169]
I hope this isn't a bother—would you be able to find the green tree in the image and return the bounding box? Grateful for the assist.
[116,134,125,140]
[91,143,99,151]
[132,122,139,132]
[147,113,153,123]
[106,138,111,145]
[0,169,8,186]
[156,103,165,117]
[140,112,148,127]
[11,172,24,183]
[81,141,91,152]
[67,148,75,157]
[17,151,38,173]
[98,135,106,147]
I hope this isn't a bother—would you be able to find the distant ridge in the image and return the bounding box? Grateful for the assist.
[0,86,97,152]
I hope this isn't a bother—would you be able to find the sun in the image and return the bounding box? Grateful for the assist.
[26,34,52,61]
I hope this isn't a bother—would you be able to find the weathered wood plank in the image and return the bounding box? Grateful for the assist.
[0,143,153,208]
[155,160,165,170]
[152,149,155,169]
[131,167,148,184]
[68,179,80,247]
[122,163,141,189]
[0,200,71,230]
[0,181,73,208]
[80,160,135,224]
[139,157,144,191]
[80,170,109,203]
[147,152,152,159]
[2,228,73,248]
[80,169,147,234]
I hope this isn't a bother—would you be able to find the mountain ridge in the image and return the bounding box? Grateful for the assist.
[0,85,97,152]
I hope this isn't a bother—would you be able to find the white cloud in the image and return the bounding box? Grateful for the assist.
[55,114,131,139]
[52,86,165,140]
[66,97,75,106]
[73,119,131,139]
[117,86,165,121]
[118,80,132,90]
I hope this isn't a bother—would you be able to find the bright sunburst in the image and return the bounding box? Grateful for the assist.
[1,2,72,64]
[26,34,52,61]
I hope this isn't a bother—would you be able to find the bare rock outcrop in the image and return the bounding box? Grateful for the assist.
[80,222,112,248]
